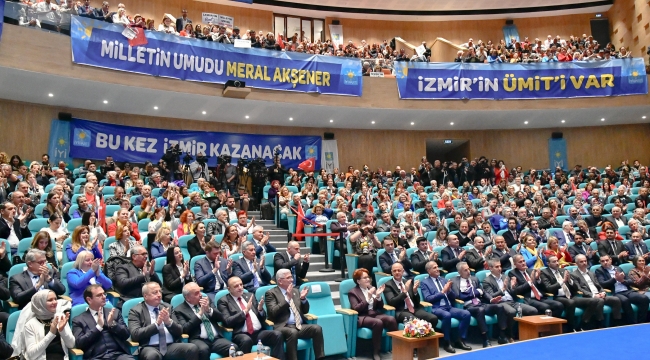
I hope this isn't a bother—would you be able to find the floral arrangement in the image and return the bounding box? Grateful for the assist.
[402,318,435,338]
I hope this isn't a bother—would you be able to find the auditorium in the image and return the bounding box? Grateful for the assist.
[0,0,649,359]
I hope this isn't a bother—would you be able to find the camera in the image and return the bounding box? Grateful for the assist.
[182,153,194,166]
[196,154,210,166]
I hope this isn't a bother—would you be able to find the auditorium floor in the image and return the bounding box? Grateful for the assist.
[325,336,483,359]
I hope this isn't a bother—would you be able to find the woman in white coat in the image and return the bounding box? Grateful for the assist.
[22,290,74,360]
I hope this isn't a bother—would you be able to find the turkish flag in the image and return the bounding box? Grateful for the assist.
[128,28,148,47]
[298,157,316,172]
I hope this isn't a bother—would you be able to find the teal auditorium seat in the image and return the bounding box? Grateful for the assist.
[299,282,348,357]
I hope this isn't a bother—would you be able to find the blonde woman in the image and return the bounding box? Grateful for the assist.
[151,226,175,259]
[278,186,292,215]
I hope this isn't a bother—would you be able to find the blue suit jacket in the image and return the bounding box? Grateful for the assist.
[194,256,230,298]
[553,230,573,247]
[232,257,272,292]
[624,241,649,258]
[594,265,634,292]
[67,268,112,306]
[150,241,168,259]
[252,239,277,259]
[421,276,455,309]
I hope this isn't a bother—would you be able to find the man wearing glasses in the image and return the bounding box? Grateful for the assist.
[114,245,162,308]
[265,268,325,360]
[9,248,64,309]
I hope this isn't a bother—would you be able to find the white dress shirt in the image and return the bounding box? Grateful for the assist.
[578,269,600,295]
[185,301,218,339]
[230,295,263,333]
[491,273,513,302]
[2,217,19,248]
[146,303,174,345]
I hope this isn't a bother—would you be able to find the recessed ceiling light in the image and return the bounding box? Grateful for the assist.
[524,121,529,124]
[410,122,415,125]
[371,121,375,124]
[643,116,647,119]
[450,122,454,125]
[561,120,565,123]
[245,115,249,119]
[153,106,158,110]
[601,118,605,121]
[289,117,293,121]
[48,93,53,97]
[329,119,334,123]
[202,111,206,115]
[103,100,108,104]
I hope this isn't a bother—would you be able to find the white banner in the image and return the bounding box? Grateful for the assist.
[321,140,339,174]
[328,24,344,47]
[201,12,234,27]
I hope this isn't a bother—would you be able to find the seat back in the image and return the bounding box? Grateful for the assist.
[138,219,151,234]
[338,279,356,310]
[34,203,46,218]
[445,272,459,280]
[300,282,335,316]
[377,276,394,304]
[230,253,243,261]
[154,258,166,280]
[61,238,72,264]
[376,249,386,272]
[122,297,144,324]
[70,302,113,321]
[171,293,185,308]
[6,311,21,344]
[178,235,194,260]
[190,254,206,277]
[254,285,276,307]
[60,262,75,296]
[475,270,490,283]
[264,252,277,278]
[619,263,634,275]
[103,236,117,260]
[67,218,82,233]
[17,237,34,259]
[102,186,116,196]
[28,218,49,235]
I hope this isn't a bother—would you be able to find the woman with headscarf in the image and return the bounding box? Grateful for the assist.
[21,290,74,360]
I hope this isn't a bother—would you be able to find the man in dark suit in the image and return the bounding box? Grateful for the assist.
[625,232,649,259]
[72,284,134,360]
[465,237,491,271]
[594,254,649,324]
[420,261,471,353]
[232,241,272,293]
[76,0,95,17]
[440,234,467,273]
[127,282,198,360]
[174,283,236,360]
[194,241,232,301]
[508,255,564,318]
[379,236,413,277]
[251,226,277,259]
[604,206,628,230]
[383,263,438,326]
[9,248,65,309]
[456,221,476,247]
[585,205,605,229]
[93,1,115,23]
[451,262,509,347]
[113,245,162,308]
[540,254,603,331]
[568,231,599,266]
[273,241,309,286]
[487,236,516,271]
[597,227,629,266]
[175,9,191,32]
[410,237,440,274]
[0,202,32,246]
[571,254,621,328]
[476,222,496,247]
[502,217,520,248]
[218,276,286,360]
[265,268,324,360]
[482,259,537,340]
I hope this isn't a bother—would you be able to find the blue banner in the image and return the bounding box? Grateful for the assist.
[48,120,73,166]
[70,16,361,96]
[395,59,647,100]
[68,119,321,169]
[0,0,5,42]
[548,138,568,171]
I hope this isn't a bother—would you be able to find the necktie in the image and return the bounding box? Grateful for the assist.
[554,271,571,299]
[466,279,475,298]
[287,292,302,330]
[436,278,449,306]
[236,298,254,335]
[291,266,296,286]
[399,282,415,312]
[391,252,398,263]
[249,261,259,287]
[213,263,222,291]
[153,308,167,355]
[636,245,643,256]
[523,271,541,300]
[194,305,215,341]
[610,241,616,253]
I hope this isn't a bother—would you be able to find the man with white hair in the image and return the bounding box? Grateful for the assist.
[274,241,309,286]
[610,186,633,206]
[553,221,575,247]
[605,206,627,230]
[251,225,276,258]
[128,282,199,360]
[114,245,162,308]
[135,185,154,206]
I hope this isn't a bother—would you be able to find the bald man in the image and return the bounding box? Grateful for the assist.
[273,241,309,286]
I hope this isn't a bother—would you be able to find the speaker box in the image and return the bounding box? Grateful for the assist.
[324,132,335,140]
[551,132,563,139]
[505,19,514,25]
[58,112,72,121]
[331,20,340,25]
[590,18,611,47]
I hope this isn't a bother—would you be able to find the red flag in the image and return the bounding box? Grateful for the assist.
[97,196,107,232]
[128,28,148,47]
[298,157,316,173]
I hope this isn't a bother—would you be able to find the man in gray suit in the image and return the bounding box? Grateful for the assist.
[9,249,65,309]
[127,282,198,360]
[571,254,621,328]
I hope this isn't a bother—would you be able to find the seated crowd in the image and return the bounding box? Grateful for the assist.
[7,1,631,73]
[0,150,649,358]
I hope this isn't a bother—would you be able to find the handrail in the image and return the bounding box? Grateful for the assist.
[395,36,467,52]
